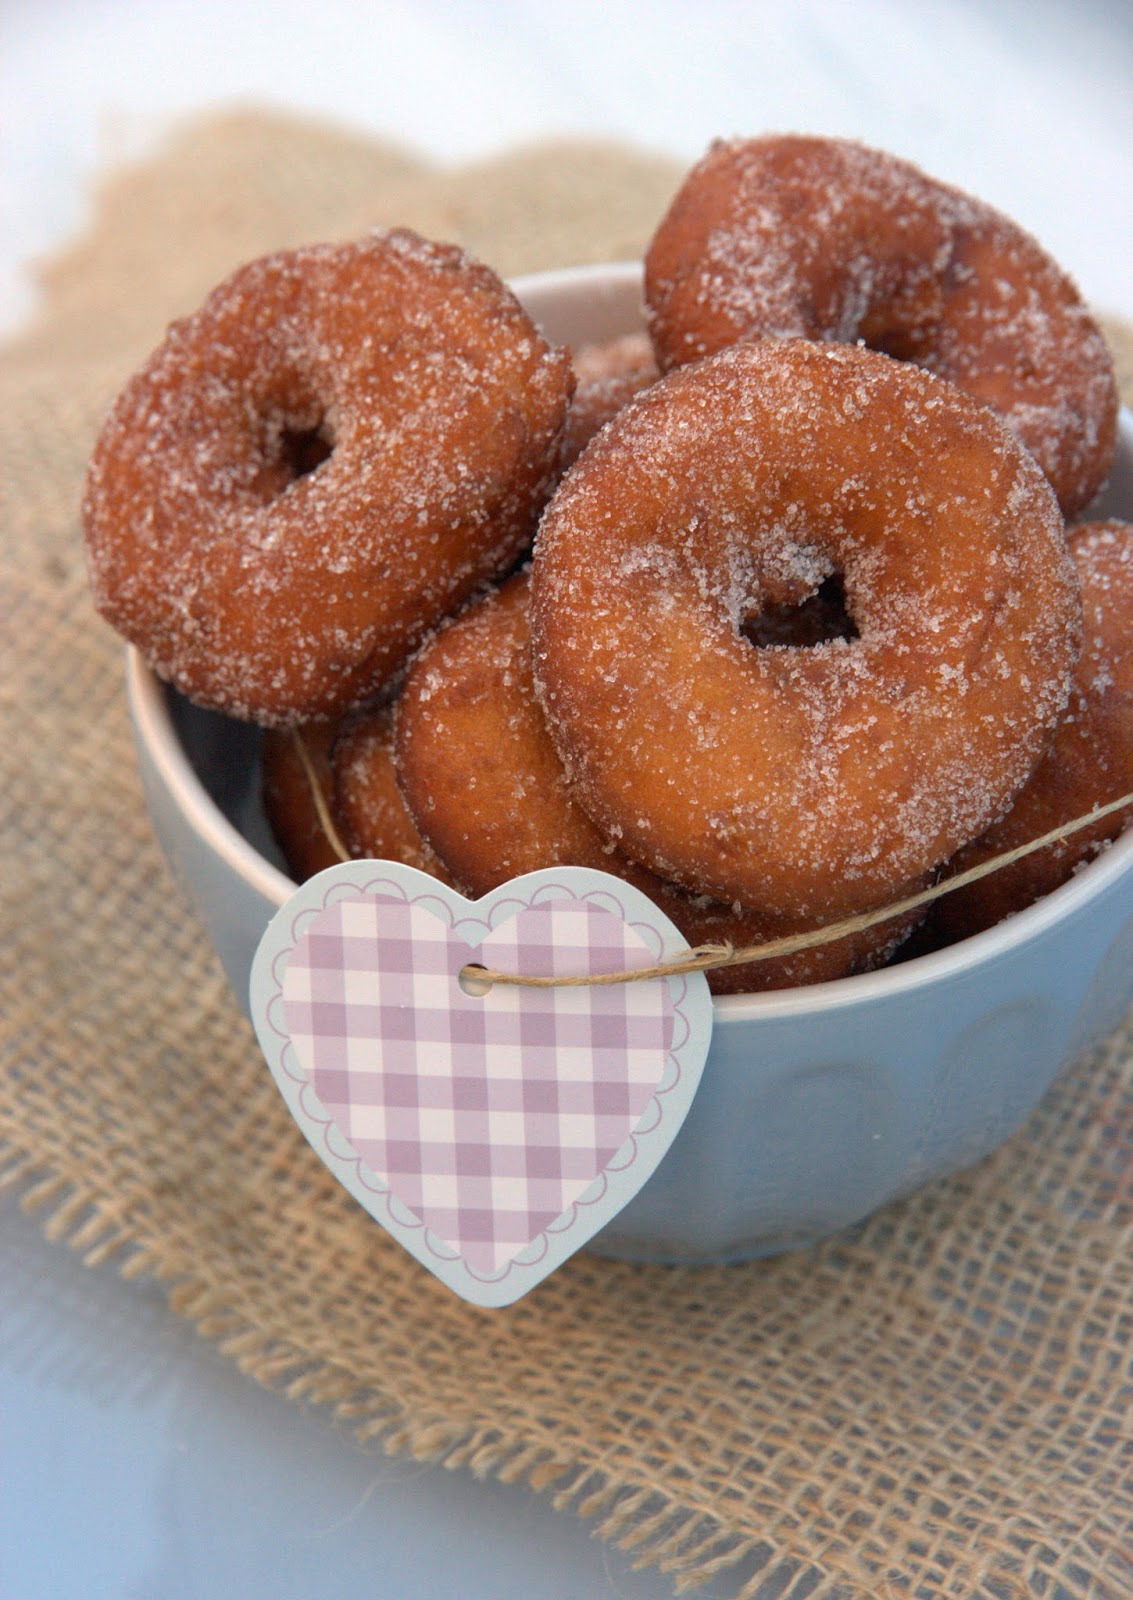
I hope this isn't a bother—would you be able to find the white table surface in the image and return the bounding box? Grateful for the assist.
[2,3,1131,1596]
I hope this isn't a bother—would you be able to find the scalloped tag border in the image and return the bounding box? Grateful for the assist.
[249,863,714,1306]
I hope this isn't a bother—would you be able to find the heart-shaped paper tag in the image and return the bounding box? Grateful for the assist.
[250,864,713,1305]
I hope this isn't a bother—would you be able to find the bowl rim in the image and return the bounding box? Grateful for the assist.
[513,259,643,294]
[126,260,1133,1027]
[127,651,1133,1031]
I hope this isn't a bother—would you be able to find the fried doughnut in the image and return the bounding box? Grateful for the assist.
[391,575,618,888]
[561,333,659,469]
[644,135,1118,517]
[387,574,923,994]
[331,707,452,884]
[262,708,448,884]
[530,339,1081,921]
[83,229,573,724]
[261,722,346,882]
[933,519,1133,940]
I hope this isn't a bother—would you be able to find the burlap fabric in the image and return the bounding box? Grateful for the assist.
[2,108,1131,1599]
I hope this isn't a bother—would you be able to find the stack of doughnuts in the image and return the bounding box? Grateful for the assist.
[83,137,1131,993]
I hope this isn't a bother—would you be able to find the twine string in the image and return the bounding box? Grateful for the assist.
[291,730,1133,991]
[291,728,353,864]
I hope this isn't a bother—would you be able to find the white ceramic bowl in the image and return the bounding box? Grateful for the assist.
[127,263,1133,1264]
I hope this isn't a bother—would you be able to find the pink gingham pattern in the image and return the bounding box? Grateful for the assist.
[282,895,674,1274]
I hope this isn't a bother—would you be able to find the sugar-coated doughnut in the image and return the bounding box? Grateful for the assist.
[391,573,923,993]
[561,333,659,469]
[262,708,448,884]
[261,722,347,882]
[331,707,452,883]
[531,339,1081,921]
[645,135,1118,517]
[84,229,573,724]
[394,574,617,889]
[933,519,1133,939]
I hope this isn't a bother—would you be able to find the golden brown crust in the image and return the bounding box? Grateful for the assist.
[561,333,659,470]
[262,704,449,884]
[331,704,453,884]
[83,229,573,724]
[934,519,1133,939]
[395,573,922,993]
[644,135,1117,516]
[261,722,345,883]
[530,339,1081,921]
[394,574,604,889]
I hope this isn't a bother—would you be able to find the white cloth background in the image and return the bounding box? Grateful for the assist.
[2,0,1130,332]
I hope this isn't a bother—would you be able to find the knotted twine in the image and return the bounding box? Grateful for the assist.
[2,107,1132,1599]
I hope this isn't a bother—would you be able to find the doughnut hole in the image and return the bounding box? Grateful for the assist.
[254,395,337,501]
[530,340,1080,921]
[743,573,859,650]
[394,572,925,993]
[279,419,334,480]
[82,230,574,725]
[644,134,1118,517]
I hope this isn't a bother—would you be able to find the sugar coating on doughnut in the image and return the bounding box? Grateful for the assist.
[394,574,614,887]
[331,705,453,884]
[934,518,1133,939]
[83,230,574,724]
[530,338,1081,921]
[395,573,923,993]
[561,333,660,470]
[262,708,448,883]
[645,135,1118,517]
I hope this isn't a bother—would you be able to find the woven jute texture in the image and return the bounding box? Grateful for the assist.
[2,108,1132,1600]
